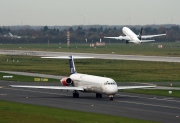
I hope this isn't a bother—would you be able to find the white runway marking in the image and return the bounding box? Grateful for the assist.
[0,94,7,96]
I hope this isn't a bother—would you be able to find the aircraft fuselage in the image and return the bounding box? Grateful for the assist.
[122,27,141,44]
[70,73,118,95]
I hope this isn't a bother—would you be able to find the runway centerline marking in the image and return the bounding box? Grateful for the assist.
[0,94,7,96]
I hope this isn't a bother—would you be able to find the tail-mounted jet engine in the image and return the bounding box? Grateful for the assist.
[61,78,73,86]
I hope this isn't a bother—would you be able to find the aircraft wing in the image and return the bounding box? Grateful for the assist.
[104,36,130,40]
[10,85,84,91]
[141,33,166,39]
[118,85,156,90]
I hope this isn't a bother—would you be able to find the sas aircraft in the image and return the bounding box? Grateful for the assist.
[104,27,166,44]
[10,55,155,101]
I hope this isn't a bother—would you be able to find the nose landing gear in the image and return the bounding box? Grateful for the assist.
[109,95,114,101]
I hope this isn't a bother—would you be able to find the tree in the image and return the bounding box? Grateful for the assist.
[43,26,49,32]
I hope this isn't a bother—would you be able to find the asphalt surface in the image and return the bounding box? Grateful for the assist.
[1,81,180,123]
[0,49,180,62]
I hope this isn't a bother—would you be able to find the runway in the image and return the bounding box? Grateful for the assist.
[1,81,180,123]
[0,49,180,62]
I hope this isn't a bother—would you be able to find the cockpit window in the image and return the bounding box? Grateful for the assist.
[104,81,116,85]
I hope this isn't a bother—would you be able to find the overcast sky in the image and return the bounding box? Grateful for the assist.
[0,0,179,26]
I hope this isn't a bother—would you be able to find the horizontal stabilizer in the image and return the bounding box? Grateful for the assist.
[41,56,94,59]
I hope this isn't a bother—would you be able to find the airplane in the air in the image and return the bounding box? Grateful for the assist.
[104,27,166,44]
[10,55,156,101]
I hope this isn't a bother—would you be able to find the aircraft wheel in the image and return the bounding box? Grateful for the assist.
[73,92,79,98]
[96,93,98,98]
[73,93,76,98]
[110,97,113,101]
[76,93,79,98]
[96,93,102,98]
[99,94,102,98]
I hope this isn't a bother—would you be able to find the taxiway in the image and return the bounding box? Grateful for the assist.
[0,49,180,62]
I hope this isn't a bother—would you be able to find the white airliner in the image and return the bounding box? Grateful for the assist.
[104,27,166,44]
[10,55,156,101]
[8,32,21,39]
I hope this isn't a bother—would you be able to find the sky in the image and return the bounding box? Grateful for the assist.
[0,0,179,26]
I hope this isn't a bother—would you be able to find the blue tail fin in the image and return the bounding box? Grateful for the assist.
[69,55,77,74]
[41,55,94,74]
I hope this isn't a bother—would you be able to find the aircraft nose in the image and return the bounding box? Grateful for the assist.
[107,86,118,94]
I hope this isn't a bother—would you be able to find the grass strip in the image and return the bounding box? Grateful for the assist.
[0,55,180,82]
[0,100,157,123]
[0,72,59,82]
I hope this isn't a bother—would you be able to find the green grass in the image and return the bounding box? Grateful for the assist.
[0,55,180,82]
[121,89,180,98]
[0,100,157,123]
[0,72,59,82]
[0,42,180,56]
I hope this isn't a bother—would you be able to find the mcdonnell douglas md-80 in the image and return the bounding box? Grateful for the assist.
[10,56,155,101]
[104,27,166,44]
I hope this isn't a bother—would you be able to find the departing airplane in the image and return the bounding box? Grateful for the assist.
[10,55,156,101]
[3,32,21,39]
[8,32,21,39]
[104,27,166,44]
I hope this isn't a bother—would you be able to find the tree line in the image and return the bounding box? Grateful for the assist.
[0,25,179,44]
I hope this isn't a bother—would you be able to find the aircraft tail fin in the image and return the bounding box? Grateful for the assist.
[8,32,13,37]
[41,56,94,74]
[69,55,76,74]
[138,28,143,40]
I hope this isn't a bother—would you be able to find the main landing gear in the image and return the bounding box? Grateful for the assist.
[96,93,102,98]
[73,91,79,98]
